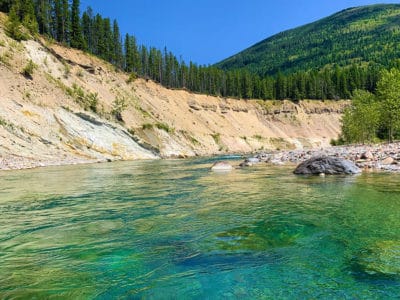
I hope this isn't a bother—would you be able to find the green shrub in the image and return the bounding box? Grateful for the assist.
[0,53,10,66]
[211,133,221,144]
[155,122,174,133]
[63,64,71,78]
[86,92,99,113]
[5,9,28,41]
[142,123,154,130]
[22,60,37,78]
[126,72,137,84]
[112,96,128,121]
[67,83,98,112]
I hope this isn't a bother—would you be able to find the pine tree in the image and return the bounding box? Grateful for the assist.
[82,7,93,52]
[112,20,123,68]
[5,5,24,40]
[54,0,63,41]
[35,0,51,36]
[70,0,85,49]
[61,0,70,43]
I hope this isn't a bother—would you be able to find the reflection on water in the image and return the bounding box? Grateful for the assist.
[0,158,399,298]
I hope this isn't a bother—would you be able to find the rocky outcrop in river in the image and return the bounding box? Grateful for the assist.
[293,156,361,175]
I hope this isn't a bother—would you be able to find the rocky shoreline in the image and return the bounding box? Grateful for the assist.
[0,155,103,171]
[251,142,400,172]
[2,142,400,172]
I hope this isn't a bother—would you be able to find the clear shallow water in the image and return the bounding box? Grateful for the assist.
[0,158,399,299]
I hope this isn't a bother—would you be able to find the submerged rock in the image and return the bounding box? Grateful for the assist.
[353,240,400,277]
[239,161,253,167]
[239,157,260,167]
[294,156,361,175]
[211,161,233,171]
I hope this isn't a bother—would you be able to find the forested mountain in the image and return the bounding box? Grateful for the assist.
[216,4,400,76]
[2,2,400,100]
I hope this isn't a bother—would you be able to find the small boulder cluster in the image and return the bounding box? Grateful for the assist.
[210,142,400,174]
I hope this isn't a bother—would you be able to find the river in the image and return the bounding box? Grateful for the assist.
[0,157,399,298]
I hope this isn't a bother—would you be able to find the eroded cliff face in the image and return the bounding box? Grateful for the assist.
[129,81,347,157]
[0,14,347,169]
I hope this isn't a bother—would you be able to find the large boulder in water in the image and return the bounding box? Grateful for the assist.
[294,156,361,175]
[211,161,233,172]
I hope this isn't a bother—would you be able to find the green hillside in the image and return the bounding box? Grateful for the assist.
[216,4,400,76]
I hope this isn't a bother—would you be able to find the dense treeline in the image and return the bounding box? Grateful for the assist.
[0,1,397,100]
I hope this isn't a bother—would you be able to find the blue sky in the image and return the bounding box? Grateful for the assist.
[81,1,399,65]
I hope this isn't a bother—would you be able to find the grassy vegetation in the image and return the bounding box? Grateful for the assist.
[253,134,263,141]
[0,116,24,133]
[155,122,174,134]
[0,51,11,66]
[141,123,153,130]
[211,133,221,145]
[66,83,98,113]
[126,72,137,84]
[112,96,128,121]
[63,63,71,78]
[179,130,201,145]
[22,60,37,78]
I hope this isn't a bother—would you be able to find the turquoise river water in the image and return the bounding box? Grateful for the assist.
[0,157,399,299]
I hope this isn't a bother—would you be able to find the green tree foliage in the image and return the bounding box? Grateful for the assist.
[21,0,38,34]
[6,0,37,40]
[70,0,84,49]
[112,20,123,68]
[340,69,400,144]
[5,6,27,41]
[376,69,400,142]
[5,1,400,104]
[341,90,380,143]
[35,0,51,36]
[217,4,400,76]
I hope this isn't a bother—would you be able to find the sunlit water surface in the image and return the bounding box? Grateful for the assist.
[0,157,399,299]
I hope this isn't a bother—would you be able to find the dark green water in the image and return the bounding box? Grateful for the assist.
[0,157,399,299]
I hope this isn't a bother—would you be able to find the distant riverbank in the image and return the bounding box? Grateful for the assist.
[255,142,400,172]
[2,142,400,172]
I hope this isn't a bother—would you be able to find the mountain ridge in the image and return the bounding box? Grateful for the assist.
[216,4,400,76]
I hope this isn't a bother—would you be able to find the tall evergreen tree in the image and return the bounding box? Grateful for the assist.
[61,0,70,43]
[5,3,26,40]
[54,0,63,41]
[82,7,93,52]
[35,0,51,36]
[70,0,84,49]
[112,19,123,68]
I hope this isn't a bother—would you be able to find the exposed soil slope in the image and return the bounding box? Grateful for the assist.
[0,13,347,170]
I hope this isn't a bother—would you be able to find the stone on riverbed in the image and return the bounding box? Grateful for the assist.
[211,161,233,171]
[353,240,400,277]
[239,157,260,167]
[294,156,361,175]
